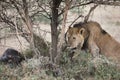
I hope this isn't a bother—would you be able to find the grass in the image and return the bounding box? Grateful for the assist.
[0,50,120,80]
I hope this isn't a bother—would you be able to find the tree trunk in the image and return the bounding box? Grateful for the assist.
[55,0,71,64]
[51,0,62,62]
[22,0,34,49]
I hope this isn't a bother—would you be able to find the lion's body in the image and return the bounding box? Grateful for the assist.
[66,21,120,63]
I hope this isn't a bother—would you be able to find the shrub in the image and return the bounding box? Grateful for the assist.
[0,50,120,80]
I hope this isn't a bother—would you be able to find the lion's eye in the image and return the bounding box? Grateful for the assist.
[73,37,76,39]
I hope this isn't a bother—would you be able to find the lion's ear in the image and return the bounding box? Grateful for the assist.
[79,28,85,35]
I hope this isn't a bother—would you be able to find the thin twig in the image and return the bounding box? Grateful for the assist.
[70,1,94,9]
[84,4,98,22]
[38,3,51,19]
[69,15,83,27]
[14,16,22,51]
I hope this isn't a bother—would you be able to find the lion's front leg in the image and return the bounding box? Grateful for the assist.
[88,37,100,58]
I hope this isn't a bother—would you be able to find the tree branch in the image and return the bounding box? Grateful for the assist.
[70,1,94,10]
[38,3,51,19]
[94,0,120,6]
[84,4,98,22]
[55,0,71,63]
[69,15,84,27]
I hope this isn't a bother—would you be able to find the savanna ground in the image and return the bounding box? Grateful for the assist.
[0,5,120,80]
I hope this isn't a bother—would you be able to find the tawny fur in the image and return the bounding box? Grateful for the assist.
[65,27,85,50]
[67,21,120,63]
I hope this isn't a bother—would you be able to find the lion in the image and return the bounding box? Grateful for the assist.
[65,27,85,59]
[65,21,120,63]
[65,27,85,50]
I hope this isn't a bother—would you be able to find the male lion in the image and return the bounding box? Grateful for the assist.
[65,27,85,59]
[65,27,85,50]
[66,21,120,63]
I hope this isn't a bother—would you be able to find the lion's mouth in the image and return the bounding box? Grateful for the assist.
[71,47,77,50]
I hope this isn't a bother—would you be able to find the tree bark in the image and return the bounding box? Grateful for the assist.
[55,0,71,64]
[51,0,62,62]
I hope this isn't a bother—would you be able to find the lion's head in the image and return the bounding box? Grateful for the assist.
[65,27,85,50]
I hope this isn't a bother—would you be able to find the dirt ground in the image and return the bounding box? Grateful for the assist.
[0,5,120,56]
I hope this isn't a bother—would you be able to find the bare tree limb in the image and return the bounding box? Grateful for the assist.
[55,0,72,64]
[30,11,43,18]
[39,13,50,19]
[70,1,94,9]
[0,11,15,29]
[69,15,84,27]
[38,3,51,19]
[84,4,98,22]
[94,0,120,6]
[58,0,73,16]
[10,0,26,24]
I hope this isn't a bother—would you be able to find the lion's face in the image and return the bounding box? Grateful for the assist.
[65,27,85,50]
